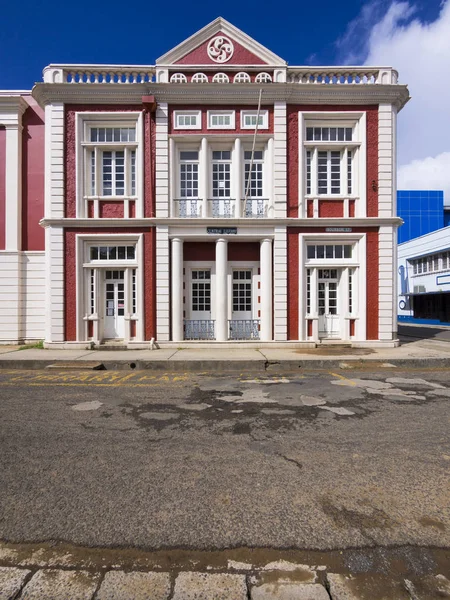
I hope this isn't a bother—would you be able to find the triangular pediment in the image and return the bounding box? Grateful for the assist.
[156,17,286,67]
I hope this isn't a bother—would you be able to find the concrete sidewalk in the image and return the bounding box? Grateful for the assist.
[1,336,450,371]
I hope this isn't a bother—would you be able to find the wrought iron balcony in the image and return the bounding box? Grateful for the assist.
[174,199,201,218]
[184,320,215,340]
[228,319,260,340]
[243,198,268,218]
[208,198,235,218]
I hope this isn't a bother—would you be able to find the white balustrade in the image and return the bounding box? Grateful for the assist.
[43,65,156,84]
[287,67,398,85]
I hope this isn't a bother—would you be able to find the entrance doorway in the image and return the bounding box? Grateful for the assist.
[104,270,125,339]
[318,268,340,339]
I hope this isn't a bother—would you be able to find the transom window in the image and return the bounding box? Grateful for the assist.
[90,245,136,261]
[307,245,352,260]
[90,127,136,143]
[241,110,269,130]
[174,111,201,130]
[306,127,353,142]
[208,111,235,129]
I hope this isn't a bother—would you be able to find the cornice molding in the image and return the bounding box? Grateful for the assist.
[32,82,410,110]
[40,217,403,228]
[0,95,29,118]
[156,17,286,67]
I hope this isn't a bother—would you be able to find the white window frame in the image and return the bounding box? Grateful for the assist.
[75,233,144,342]
[241,110,269,130]
[170,73,187,83]
[191,72,208,83]
[233,72,251,83]
[76,112,143,219]
[255,72,272,83]
[207,110,235,130]
[212,73,230,83]
[299,111,366,218]
[173,110,202,130]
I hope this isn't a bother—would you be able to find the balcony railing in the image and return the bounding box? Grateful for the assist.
[184,320,215,340]
[174,199,201,218]
[208,199,235,218]
[243,198,268,218]
[43,65,156,84]
[228,320,260,340]
[286,67,398,85]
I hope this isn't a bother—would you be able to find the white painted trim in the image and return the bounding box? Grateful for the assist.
[173,110,202,130]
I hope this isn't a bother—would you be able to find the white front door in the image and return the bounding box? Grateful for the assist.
[104,270,125,339]
[318,269,340,339]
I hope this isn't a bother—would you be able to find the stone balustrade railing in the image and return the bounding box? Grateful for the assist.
[286,67,398,85]
[43,65,156,84]
[42,65,399,85]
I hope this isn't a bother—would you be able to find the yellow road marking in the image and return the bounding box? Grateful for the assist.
[329,371,357,385]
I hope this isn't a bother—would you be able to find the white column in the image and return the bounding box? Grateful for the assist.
[266,138,274,217]
[171,238,183,342]
[233,138,242,217]
[169,138,176,217]
[260,238,273,341]
[215,238,228,341]
[200,137,208,218]
[4,123,22,251]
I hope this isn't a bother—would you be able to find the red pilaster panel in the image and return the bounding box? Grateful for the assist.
[366,230,379,339]
[21,96,45,250]
[287,229,299,340]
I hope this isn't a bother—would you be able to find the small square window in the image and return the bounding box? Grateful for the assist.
[208,111,235,130]
[174,111,201,130]
[241,110,269,130]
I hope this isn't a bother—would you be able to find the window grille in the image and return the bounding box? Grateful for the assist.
[306,127,352,142]
[212,73,229,83]
[191,72,208,83]
[255,72,272,83]
[233,72,251,83]
[170,73,187,83]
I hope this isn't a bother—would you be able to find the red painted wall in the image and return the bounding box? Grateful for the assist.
[286,105,379,218]
[318,200,343,218]
[0,127,5,250]
[64,227,156,341]
[65,104,156,218]
[22,95,45,251]
[168,104,274,135]
[99,202,124,219]
[175,35,266,65]
[287,227,379,341]
[183,241,260,262]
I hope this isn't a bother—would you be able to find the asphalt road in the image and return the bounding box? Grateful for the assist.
[0,367,449,552]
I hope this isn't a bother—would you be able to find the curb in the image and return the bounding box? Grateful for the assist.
[0,356,450,371]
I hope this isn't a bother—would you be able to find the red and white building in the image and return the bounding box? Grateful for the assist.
[0,18,409,347]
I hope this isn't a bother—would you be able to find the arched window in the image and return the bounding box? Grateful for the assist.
[170,73,187,83]
[233,72,251,83]
[191,72,208,83]
[212,73,230,83]
[255,72,272,83]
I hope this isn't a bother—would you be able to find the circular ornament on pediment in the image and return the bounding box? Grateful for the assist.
[207,35,234,63]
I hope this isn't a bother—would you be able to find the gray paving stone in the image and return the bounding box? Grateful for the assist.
[96,571,171,600]
[0,567,31,600]
[172,572,247,600]
[20,569,100,600]
[251,582,329,600]
[326,573,409,599]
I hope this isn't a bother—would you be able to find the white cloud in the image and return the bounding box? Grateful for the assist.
[398,152,450,203]
[339,1,450,202]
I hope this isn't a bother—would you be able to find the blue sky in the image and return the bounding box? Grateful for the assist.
[1,0,449,198]
[0,0,442,89]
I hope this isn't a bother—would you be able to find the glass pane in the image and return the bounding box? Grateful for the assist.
[90,247,98,260]
[127,246,135,260]
[99,247,108,260]
[307,246,315,259]
[118,247,126,260]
